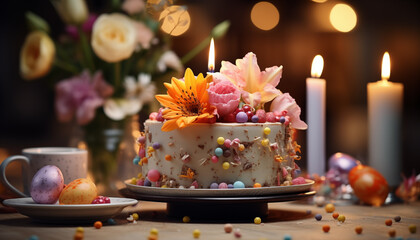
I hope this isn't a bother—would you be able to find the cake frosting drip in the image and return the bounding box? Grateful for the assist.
[140,120,300,188]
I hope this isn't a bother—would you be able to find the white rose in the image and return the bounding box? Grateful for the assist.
[51,0,88,25]
[91,13,137,63]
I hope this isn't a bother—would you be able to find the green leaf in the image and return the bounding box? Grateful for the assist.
[25,11,50,33]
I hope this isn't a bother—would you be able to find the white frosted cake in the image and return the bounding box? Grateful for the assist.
[131,52,308,189]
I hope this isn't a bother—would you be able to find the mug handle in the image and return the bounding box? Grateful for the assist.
[0,155,30,197]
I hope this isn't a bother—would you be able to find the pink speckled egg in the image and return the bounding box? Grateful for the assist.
[30,165,64,204]
[147,169,160,182]
[59,178,97,204]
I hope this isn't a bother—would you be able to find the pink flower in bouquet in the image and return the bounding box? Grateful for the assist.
[55,71,114,125]
[122,0,145,15]
[219,52,283,108]
[132,21,154,49]
[207,79,241,117]
[270,93,307,130]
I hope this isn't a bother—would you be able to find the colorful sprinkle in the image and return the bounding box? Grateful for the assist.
[355,226,363,234]
[223,162,230,170]
[130,177,137,184]
[385,219,393,226]
[234,228,242,238]
[315,214,322,221]
[254,217,262,224]
[236,112,248,123]
[28,235,39,240]
[233,181,245,189]
[219,182,228,189]
[253,183,262,188]
[183,216,191,223]
[193,229,201,238]
[394,216,401,222]
[263,127,271,135]
[217,137,225,145]
[223,149,232,157]
[137,136,146,144]
[94,221,102,229]
[211,156,219,163]
[238,144,245,151]
[210,183,219,189]
[224,139,232,148]
[74,232,83,240]
[147,169,160,182]
[165,154,172,161]
[388,229,396,237]
[332,212,339,219]
[152,142,161,149]
[107,219,116,225]
[279,116,286,123]
[76,227,84,233]
[132,213,139,220]
[409,224,417,233]
[322,225,330,233]
[150,228,159,236]
[133,156,141,165]
[261,139,269,147]
[138,148,146,158]
[224,223,233,233]
[337,215,346,223]
[215,147,223,157]
[283,234,292,240]
[325,203,335,213]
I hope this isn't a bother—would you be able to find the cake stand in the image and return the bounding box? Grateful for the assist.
[119,181,315,219]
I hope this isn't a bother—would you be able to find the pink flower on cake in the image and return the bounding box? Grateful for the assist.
[55,70,114,125]
[207,80,241,117]
[219,52,283,108]
[270,93,308,130]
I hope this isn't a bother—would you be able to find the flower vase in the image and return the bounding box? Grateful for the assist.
[82,112,139,195]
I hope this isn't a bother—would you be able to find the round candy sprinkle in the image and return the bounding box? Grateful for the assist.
[94,221,102,229]
[150,228,158,236]
[234,228,242,238]
[409,224,417,233]
[147,169,160,182]
[183,216,191,223]
[385,219,393,226]
[132,213,139,220]
[238,144,245,151]
[107,219,116,225]
[243,104,251,112]
[254,217,262,224]
[228,184,234,189]
[148,235,158,240]
[219,182,228,189]
[261,139,269,147]
[236,112,248,123]
[28,235,39,240]
[133,156,141,165]
[332,212,339,219]
[253,183,262,188]
[388,229,396,237]
[130,177,137,184]
[322,225,330,233]
[279,116,286,123]
[74,232,83,240]
[165,154,172,161]
[325,203,335,213]
[193,229,201,238]
[210,182,219,189]
[144,178,152,186]
[76,227,84,233]
[217,137,225,145]
[137,136,146,144]
[337,215,346,223]
[152,142,161,149]
[223,162,230,170]
[224,139,232,148]
[251,115,259,123]
[355,226,363,234]
[223,149,232,157]
[263,127,271,135]
[211,156,219,163]
[215,147,223,157]
[283,234,292,240]
[233,181,245,189]
[315,214,322,221]
[224,223,233,233]
[394,216,401,222]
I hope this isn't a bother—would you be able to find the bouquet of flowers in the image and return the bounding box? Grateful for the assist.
[19,0,229,187]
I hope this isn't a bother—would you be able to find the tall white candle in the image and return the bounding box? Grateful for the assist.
[368,52,403,187]
[306,55,326,177]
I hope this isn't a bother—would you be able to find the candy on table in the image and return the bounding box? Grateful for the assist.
[394,216,401,222]
[193,229,201,238]
[150,228,158,236]
[254,217,262,224]
[337,215,346,223]
[94,221,102,229]
[132,213,139,220]
[210,183,219,189]
[234,228,242,238]
[385,219,393,226]
[315,214,322,221]
[219,182,228,189]
[409,224,417,234]
[322,225,330,233]
[224,223,233,233]
[332,212,339,219]
[388,229,396,237]
[74,232,84,240]
[253,183,262,188]
[283,234,292,240]
[107,219,116,225]
[183,216,191,223]
[325,203,335,213]
[355,226,363,234]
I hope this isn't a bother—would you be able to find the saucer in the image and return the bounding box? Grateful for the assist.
[3,197,138,223]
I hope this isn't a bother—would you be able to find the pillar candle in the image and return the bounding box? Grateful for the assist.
[367,52,403,187]
[306,55,326,176]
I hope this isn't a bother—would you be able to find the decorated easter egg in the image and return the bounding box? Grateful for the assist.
[59,178,97,204]
[30,165,64,204]
[328,152,358,173]
[348,165,389,206]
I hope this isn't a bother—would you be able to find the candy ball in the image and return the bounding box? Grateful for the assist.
[409,224,417,233]
[219,182,228,189]
[328,152,358,173]
[236,112,248,123]
[30,165,64,204]
[152,142,161,149]
[183,216,190,223]
[147,169,161,182]
[211,156,219,163]
[322,225,330,233]
[224,139,232,148]
[137,136,146,144]
[228,184,234,189]
[193,229,200,238]
[222,162,230,170]
[59,178,97,204]
[348,165,389,206]
[337,215,346,223]
[385,219,393,226]
[254,217,262,224]
[210,183,219,189]
[224,223,233,233]
[133,156,141,165]
[215,148,223,157]
[217,137,225,145]
[94,221,102,229]
[233,181,245,189]
[315,214,322,221]
[325,203,335,213]
[355,226,363,234]
[394,216,401,222]
[251,115,259,123]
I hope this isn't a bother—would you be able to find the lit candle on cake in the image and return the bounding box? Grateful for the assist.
[208,38,215,73]
[306,55,326,177]
[367,52,403,187]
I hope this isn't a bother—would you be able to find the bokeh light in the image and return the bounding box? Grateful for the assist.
[329,3,357,32]
[251,2,280,31]
[159,5,191,36]
[312,0,328,3]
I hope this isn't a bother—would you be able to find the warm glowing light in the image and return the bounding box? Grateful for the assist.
[159,5,191,36]
[311,55,324,78]
[251,2,279,31]
[312,0,328,3]
[381,52,390,81]
[208,38,215,72]
[329,3,357,32]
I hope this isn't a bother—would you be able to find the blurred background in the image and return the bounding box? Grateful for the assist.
[1,0,419,179]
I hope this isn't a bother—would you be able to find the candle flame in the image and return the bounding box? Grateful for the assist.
[311,55,324,78]
[381,52,390,81]
[208,38,215,72]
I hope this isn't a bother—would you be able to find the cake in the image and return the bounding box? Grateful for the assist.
[132,52,308,189]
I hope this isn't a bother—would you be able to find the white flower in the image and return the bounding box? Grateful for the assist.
[91,13,137,63]
[104,73,156,120]
[51,0,88,25]
[156,50,183,73]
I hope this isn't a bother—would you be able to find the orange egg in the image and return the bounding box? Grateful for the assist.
[348,165,389,206]
[59,178,97,204]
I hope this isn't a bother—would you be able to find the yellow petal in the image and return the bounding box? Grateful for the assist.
[156,94,177,108]
[161,119,179,132]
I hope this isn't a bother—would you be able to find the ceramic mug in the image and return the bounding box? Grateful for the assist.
[0,147,88,197]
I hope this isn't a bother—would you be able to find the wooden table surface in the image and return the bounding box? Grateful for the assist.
[0,198,419,240]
